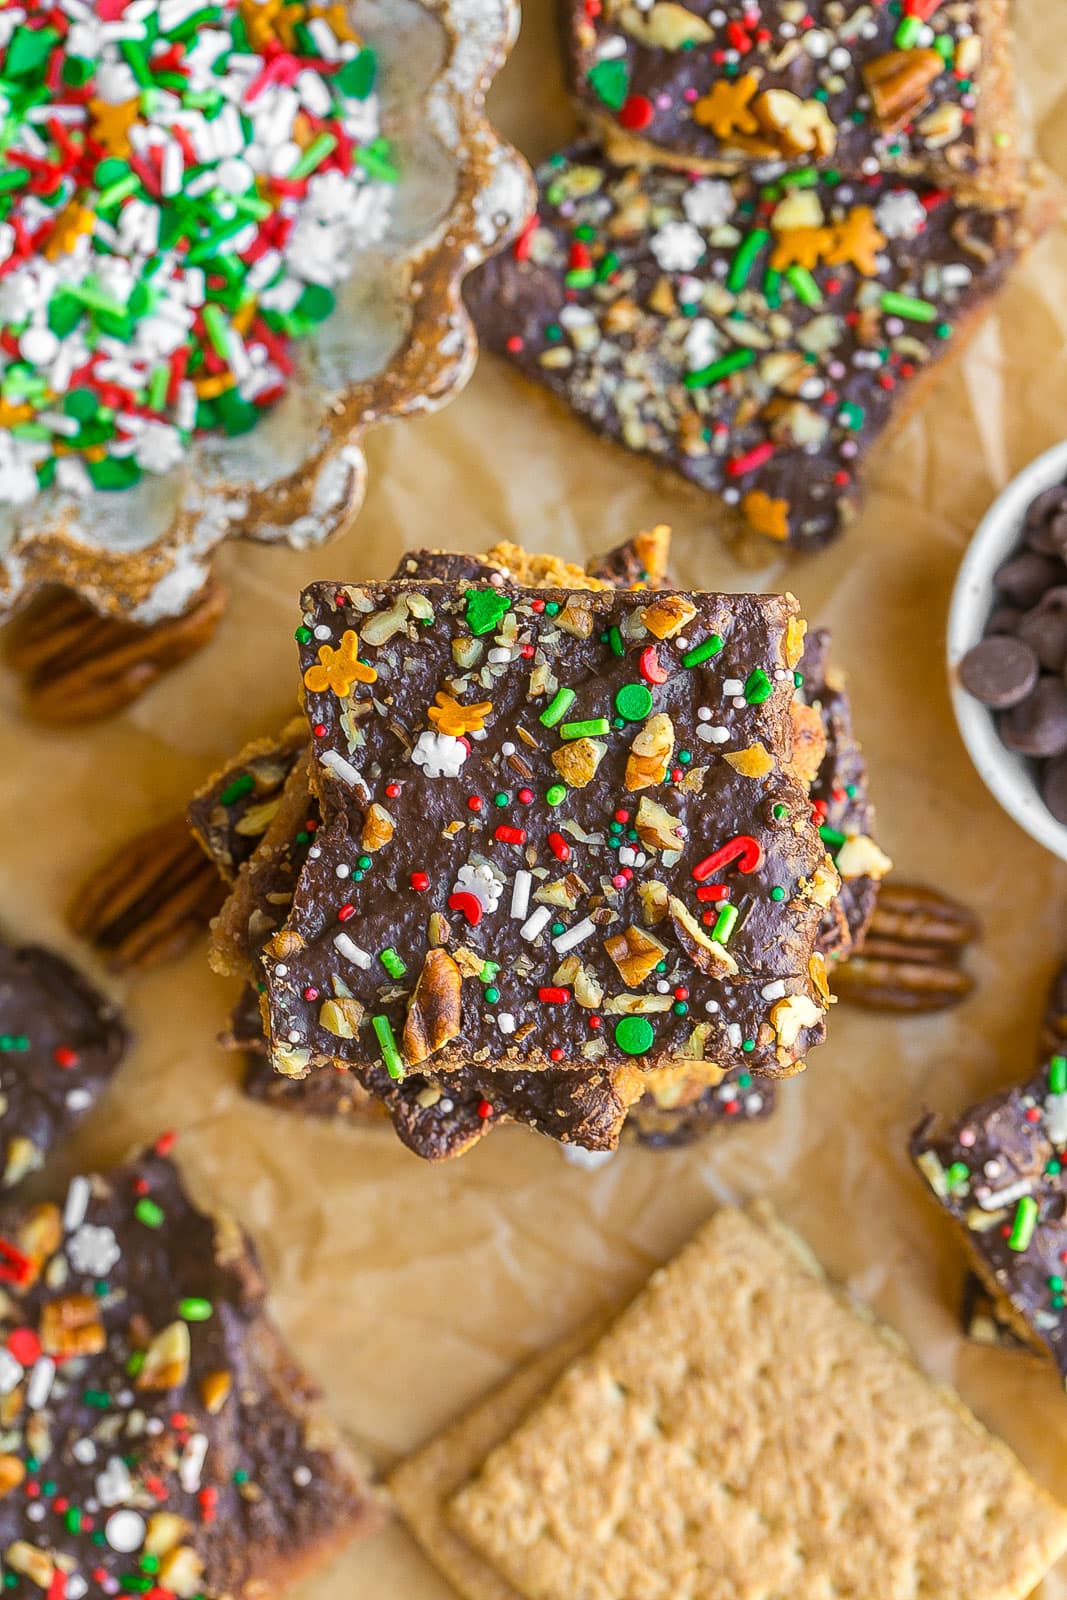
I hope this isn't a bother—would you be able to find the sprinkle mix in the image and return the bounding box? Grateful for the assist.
[572,0,1000,181]
[265,580,839,1086]
[0,0,394,505]
[468,147,1017,551]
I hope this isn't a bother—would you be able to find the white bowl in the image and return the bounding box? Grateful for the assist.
[947,440,1067,863]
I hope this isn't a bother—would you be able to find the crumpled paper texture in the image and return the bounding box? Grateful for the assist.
[2,1,1067,1594]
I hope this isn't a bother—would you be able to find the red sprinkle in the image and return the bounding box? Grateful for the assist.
[518,788,534,804]
[538,987,571,1004]
[7,1327,40,1365]
[467,796,483,812]
[303,987,319,1002]
[639,645,669,685]
[589,1015,602,1030]
[618,92,654,131]
[550,1047,565,1062]
[154,1130,177,1157]
[494,825,526,844]
[385,782,401,798]
[53,1046,79,1070]
[696,884,730,902]
[548,832,570,862]
[313,723,327,738]
[337,903,355,922]
[477,1099,493,1120]
[410,872,430,892]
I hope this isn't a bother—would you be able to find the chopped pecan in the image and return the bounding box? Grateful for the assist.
[624,713,675,791]
[40,1292,105,1359]
[861,48,944,131]
[833,881,979,1013]
[603,925,668,987]
[137,1320,191,1390]
[0,1456,25,1498]
[68,814,225,973]
[752,88,836,159]
[634,795,685,853]
[668,896,738,977]
[3,581,226,725]
[552,736,606,788]
[361,802,395,852]
[640,595,696,640]
[402,949,463,1065]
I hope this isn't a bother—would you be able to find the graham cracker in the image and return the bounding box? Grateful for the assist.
[388,1324,602,1600]
[449,1205,1067,1600]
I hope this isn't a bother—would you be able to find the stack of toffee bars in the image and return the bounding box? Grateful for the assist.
[464,0,1059,554]
[190,529,892,1159]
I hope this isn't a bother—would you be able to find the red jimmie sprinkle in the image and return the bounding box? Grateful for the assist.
[0,1238,34,1287]
[548,832,570,861]
[538,987,571,1004]
[696,884,730,903]
[726,441,776,478]
[154,1130,178,1157]
[639,645,669,685]
[494,825,526,844]
[53,1046,80,1069]
[337,903,356,922]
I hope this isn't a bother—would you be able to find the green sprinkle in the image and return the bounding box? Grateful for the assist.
[1008,1195,1039,1253]
[379,947,407,979]
[219,772,255,806]
[894,14,925,47]
[179,1298,213,1322]
[945,1162,970,1191]
[614,681,656,723]
[135,1199,164,1230]
[545,784,566,806]
[1050,1055,1067,1094]
[785,264,822,307]
[587,56,629,110]
[684,348,755,389]
[540,687,576,727]
[744,668,773,705]
[372,1015,404,1080]
[682,635,724,668]
[607,626,625,657]
[727,228,769,294]
[484,987,499,1004]
[711,904,738,945]
[770,886,785,902]
[493,792,509,807]
[465,588,511,636]
[560,718,609,740]
[818,825,847,848]
[615,1015,655,1056]
[880,291,938,323]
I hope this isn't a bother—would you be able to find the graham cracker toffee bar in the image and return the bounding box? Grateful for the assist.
[264,579,837,1084]
[465,146,1039,553]
[565,0,1019,201]
[0,1149,380,1600]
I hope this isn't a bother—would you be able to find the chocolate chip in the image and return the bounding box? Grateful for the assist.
[1017,588,1067,672]
[1043,754,1067,825]
[987,606,1024,635]
[958,636,1039,709]
[995,552,1065,607]
[1025,485,1067,528]
[1049,512,1067,561]
[999,678,1067,758]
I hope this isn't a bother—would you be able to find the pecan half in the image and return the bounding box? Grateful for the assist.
[68,814,225,972]
[832,881,979,1013]
[3,581,226,725]
[861,48,944,131]
[403,949,463,1065]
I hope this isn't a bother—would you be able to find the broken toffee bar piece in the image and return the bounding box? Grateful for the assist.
[564,0,1019,202]
[465,146,1038,553]
[264,578,837,1085]
[0,938,127,1190]
[0,1149,381,1598]
[913,960,1067,1370]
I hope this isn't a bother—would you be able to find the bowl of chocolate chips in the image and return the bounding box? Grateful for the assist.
[949,441,1067,859]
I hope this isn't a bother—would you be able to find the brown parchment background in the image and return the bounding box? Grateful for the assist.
[3,1,1067,1593]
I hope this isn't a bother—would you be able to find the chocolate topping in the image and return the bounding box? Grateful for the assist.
[0,940,127,1191]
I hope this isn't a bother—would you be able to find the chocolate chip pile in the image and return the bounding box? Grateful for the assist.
[958,479,1067,822]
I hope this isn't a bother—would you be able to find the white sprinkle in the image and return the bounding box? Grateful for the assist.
[274,964,288,978]
[313,624,332,640]
[334,932,372,969]
[320,750,362,787]
[336,863,350,879]
[761,980,787,1001]
[976,1178,1033,1212]
[97,1456,133,1507]
[0,1350,23,1395]
[497,1013,516,1035]
[704,1000,720,1014]
[63,1174,92,1232]
[106,1510,146,1554]
[697,724,730,745]
[551,917,596,955]
[67,1580,89,1600]
[1046,1092,1067,1147]
[562,1145,616,1171]
[72,1439,97,1465]
[293,1464,313,1487]
[180,1432,209,1494]
[510,869,532,922]
[726,1023,743,1048]
[519,905,552,943]
[27,1356,56,1410]
[723,679,743,696]
[501,742,516,757]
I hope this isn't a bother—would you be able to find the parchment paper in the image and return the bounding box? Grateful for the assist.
[2,1,1067,1593]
